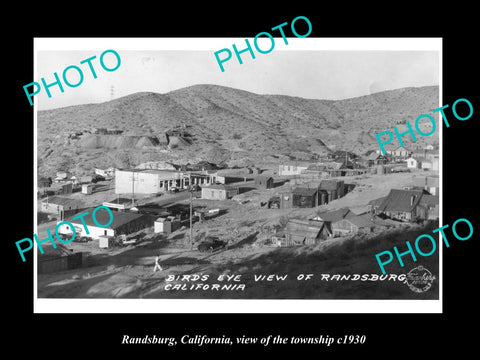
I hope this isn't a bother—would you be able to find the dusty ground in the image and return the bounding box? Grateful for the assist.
[37,168,440,299]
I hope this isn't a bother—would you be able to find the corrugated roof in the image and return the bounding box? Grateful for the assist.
[255,175,273,181]
[63,208,146,230]
[378,189,424,213]
[368,196,386,206]
[316,207,351,222]
[420,194,439,207]
[203,184,238,191]
[285,219,325,240]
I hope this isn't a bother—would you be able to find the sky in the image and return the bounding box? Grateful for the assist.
[35,40,440,110]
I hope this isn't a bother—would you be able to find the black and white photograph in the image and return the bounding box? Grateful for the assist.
[6,6,478,356]
[32,38,441,312]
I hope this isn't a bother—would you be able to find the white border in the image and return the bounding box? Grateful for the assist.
[33,37,443,313]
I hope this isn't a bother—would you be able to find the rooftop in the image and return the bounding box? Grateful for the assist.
[378,189,425,213]
[104,197,135,205]
[315,207,351,222]
[339,213,376,228]
[64,208,146,230]
[420,194,439,207]
[203,184,238,191]
[319,179,343,191]
[292,187,318,196]
[411,176,439,188]
[285,219,326,240]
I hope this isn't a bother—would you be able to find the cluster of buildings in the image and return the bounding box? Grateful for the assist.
[114,167,271,195]
[268,182,439,248]
[36,139,440,273]
[267,179,348,209]
[279,144,439,179]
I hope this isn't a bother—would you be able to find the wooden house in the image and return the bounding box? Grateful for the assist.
[278,162,310,176]
[331,214,376,236]
[201,184,239,200]
[419,194,439,220]
[41,196,84,219]
[54,171,69,183]
[425,149,439,160]
[406,157,426,169]
[255,175,274,189]
[365,153,387,167]
[283,219,331,246]
[313,207,351,223]
[49,182,73,195]
[421,160,433,170]
[392,146,412,158]
[318,179,345,204]
[409,176,439,196]
[376,189,426,222]
[292,187,318,208]
[154,217,181,234]
[38,177,52,188]
[81,184,93,195]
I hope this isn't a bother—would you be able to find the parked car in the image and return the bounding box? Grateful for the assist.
[73,236,91,243]
[197,238,226,253]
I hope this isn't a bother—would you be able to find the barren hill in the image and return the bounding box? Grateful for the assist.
[37,84,439,177]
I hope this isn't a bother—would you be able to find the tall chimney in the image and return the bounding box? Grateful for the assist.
[410,195,415,206]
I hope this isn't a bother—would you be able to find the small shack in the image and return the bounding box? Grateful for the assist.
[283,219,330,246]
[49,182,73,195]
[201,184,239,200]
[154,217,181,234]
[82,184,93,195]
[376,189,426,222]
[254,175,274,189]
[318,179,345,204]
[292,187,318,208]
[37,245,85,274]
[40,196,84,218]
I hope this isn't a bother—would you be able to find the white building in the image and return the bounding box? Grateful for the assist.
[115,169,216,194]
[278,163,310,176]
[81,184,93,195]
[406,157,426,169]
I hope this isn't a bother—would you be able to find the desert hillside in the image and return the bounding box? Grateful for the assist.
[37,84,439,177]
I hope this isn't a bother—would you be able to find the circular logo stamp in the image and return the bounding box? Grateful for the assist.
[405,266,435,293]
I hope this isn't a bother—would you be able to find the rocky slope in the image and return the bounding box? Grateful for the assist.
[37,84,439,177]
